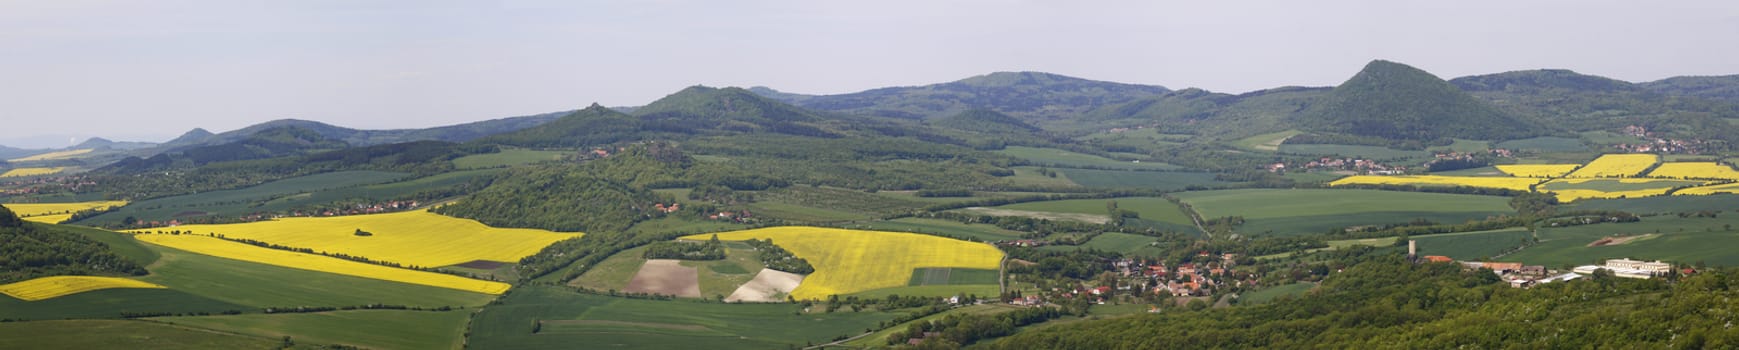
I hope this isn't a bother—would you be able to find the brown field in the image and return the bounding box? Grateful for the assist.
[725,269,805,302]
[622,260,702,298]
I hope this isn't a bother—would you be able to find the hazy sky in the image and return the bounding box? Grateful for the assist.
[2,0,1736,148]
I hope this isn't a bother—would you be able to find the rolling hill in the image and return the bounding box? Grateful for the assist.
[754,71,1169,122]
[1292,60,1540,142]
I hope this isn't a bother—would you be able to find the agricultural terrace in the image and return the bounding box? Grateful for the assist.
[3,201,128,224]
[8,149,92,162]
[681,227,1003,300]
[1647,162,1739,181]
[133,210,576,267]
[136,234,512,294]
[1494,164,1579,178]
[1173,189,1513,236]
[1538,178,1708,202]
[1678,183,1739,196]
[1329,175,1544,191]
[0,276,166,301]
[1564,154,1658,178]
[0,167,66,178]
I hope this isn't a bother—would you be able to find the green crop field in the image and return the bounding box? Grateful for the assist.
[996,146,1180,170]
[78,170,411,226]
[1231,130,1303,152]
[680,245,768,299]
[154,309,472,350]
[1540,179,1705,192]
[467,286,900,349]
[1056,168,1232,190]
[1428,139,1491,153]
[1430,166,1508,177]
[1041,232,1169,257]
[994,197,1196,227]
[1277,144,1429,160]
[1500,215,1739,268]
[1006,166,1082,187]
[453,149,569,169]
[847,284,1001,300]
[1172,189,1515,236]
[1239,282,1314,304]
[855,218,1027,242]
[1496,137,1587,152]
[569,245,651,291]
[137,239,497,309]
[907,268,999,286]
[1569,194,1739,215]
[0,288,248,321]
[1411,228,1532,261]
[0,320,281,349]
[746,186,933,222]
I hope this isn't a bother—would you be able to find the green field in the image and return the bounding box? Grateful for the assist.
[1430,166,1508,177]
[996,146,1180,170]
[1079,128,1188,151]
[1500,215,1739,268]
[79,170,412,225]
[993,197,1196,228]
[746,186,933,222]
[453,149,569,169]
[1539,179,1705,192]
[1569,194,1739,215]
[255,169,502,211]
[1579,131,1648,146]
[154,309,472,350]
[855,218,1027,242]
[569,245,651,291]
[1239,282,1314,304]
[137,236,498,309]
[0,288,248,321]
[1497,137,1588,153]
[907,268,1000,286]
[0,320,280,349]
[680,244,769,299]
[1172,189,1515,236]
[1277,144,1429,160]
[467,286,900,349]
[1231,130,1303,152]
[1056,169,1232,190]
[1411,228,1532,261]
[847,284,1001,300]
[1006,166,1082,187]
[1040,232,1169,257]
[1428,139,1491,153]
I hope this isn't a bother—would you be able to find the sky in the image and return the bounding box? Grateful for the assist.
[2,0,1736,148]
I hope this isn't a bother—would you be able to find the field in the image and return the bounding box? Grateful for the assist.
[1330,175,1543,191]
[1565,154,1658,178]
[1172,189,1514,236]
[1055,168,1232,190]
[1495,164,1580,178]
[1538,178,1706,202]
[1006,166,1081,187]
[853,218,1027,242]
[467,286,900,349]
[0,167,66,178]
[136,233,513,295]
[1040,232,1168,257]
[1410,228,1532,261]
[681,227,1004,299]
[0,276,167,301]
[251,169,503,212]
[452,148,569,169]
[1569,194,1739,215]
[1500,215,1739,268]
[8,148,92,162]
[1647,162,1739,180]
[992,197,1196,228]
[1495,137,1587,152]
[134,236,496,309]
[570,245,651,292]
[134,210,577,268]
[841,304,1025,348]
[908,267,1000,286]
[154,309,472,350]
[3,200,128,224]
[745,186,934,222]
[0,320,280,349]
[1231,129,1303,152]
[81,170,411,226]
[1277,144,1429,160]
[995,146,1179,170]
[1679,183,1739,196]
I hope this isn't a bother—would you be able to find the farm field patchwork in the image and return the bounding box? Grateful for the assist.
[0,276,166,301]
[0,167,66,178]
[1538,178,1707,202]
[1330,175,1544,191]
[153,309,472,350]
[3,200,128,224]
[682,227,1003,299]
[1647,162,1739,180]
[132,210,577,268]
[1564,154,1658,178]
[1055,168,1232,190]
[1410,228,1532,261]
[1494,164,1580,178]
[80,170,411,226]
[0,320,281,349]
[135,233,512,295]
[1678,183,1739,196]
[468,286,899,350]
[996,146,1179,170]
[1173,189,1513,236]
[1499,215,1739,268]
[8,148,92,162]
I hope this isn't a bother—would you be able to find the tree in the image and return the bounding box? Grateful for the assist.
[0,205,20,228]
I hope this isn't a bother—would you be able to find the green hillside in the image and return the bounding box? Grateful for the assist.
[1293,60,1538,142]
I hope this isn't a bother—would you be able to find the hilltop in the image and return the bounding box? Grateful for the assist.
[1292,60,1539,142]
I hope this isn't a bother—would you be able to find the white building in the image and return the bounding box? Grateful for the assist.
[1572,258,1673,279]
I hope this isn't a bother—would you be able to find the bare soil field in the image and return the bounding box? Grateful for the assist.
[623,260,702,298]
[724,269,804,302]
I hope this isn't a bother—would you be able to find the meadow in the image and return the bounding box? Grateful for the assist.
[1054,168,1231,190]
[1647,162,1739,180]
[136,233,513,295]
[154,309,472,350]
[1564,154,1658,178]
[0,276,166,301]
[0,320,280,349]
[1410,228,1532,261]
[0,167,66,178]
[1500,215,1739,268]
[1495,164,1580,178]
[1172,189,1514,236]
[682,227,1003,299]
[995,146,1179,170]
[1330,175,1543,191]
[3,200,128,224]
[1569,194,1739,214]
[138,210,577,268]
[452,148,569,169]
[1230,130,1303,152]
[467,286,899,350]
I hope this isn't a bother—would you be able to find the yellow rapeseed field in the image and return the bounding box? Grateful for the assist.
[3,200,128,224]
[130,210,576,268]
[1329,175,1544,191]
[1646,162,1739,181]
[8,149,92,162]
[1678,183,1739,196]
[0,167,66,178]
[1565,154,1657,178]
[0,276,166,301]
[683,227,1004,300]
[1494,164,1579,178]
[136,234,510,294]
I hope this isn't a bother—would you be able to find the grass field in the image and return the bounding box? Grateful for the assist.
[1538,178,1706,202]
[1239,282,1313,304]
[1231,130,1303,152]
[137,233,513,295]
[452,149,569,169]
[1647,162,1739,180]
[853,218,1027,242]
[995,146,1179,170]
[1079,128,1188,151]
[1330,175,1544,191]
[680,245,768,299]
[3,200,128,224]
[0,276,166,301]
[81,170,410,226]
[682,227,1004,299]
[746,186,934,222]
[1040,232,1168,257]
[468,286,899,350]
[1569,194,1739,215]
[0,167,66,178]
[135,210,577,268]
[1495,164,1580,178]
[992,197,1196,227]
[570,245,651,292]
[1428,139,1491,153]
[155,309,471,350]
[848,284,1002,299]
[0,320,280,349]
[1277,144,1429,160]
[0,288,248,321]
[907,268,1000,286]
[1006,166,1081,187]
[1500,215,1739,268]
[1411,228,1532,261]
[1055,168,1232,190]
[8,148,92,162]
[1565,154,1658,178]
[1495,137,1587,152]
[1172,189,1514,236]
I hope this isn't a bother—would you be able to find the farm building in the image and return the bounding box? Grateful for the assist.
[1572,258,1673,279]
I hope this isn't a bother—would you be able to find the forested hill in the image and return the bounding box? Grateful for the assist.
[0,205,146,284]
[148,110,568,152]
[1451,69,1739,143]
[1292,60,1540,142]
[101,126,351,173]
[930,109,1041,135]
[753,71,1169,122]
[1642,75,1739,104]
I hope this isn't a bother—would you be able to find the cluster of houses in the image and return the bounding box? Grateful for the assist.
[0,175,97,195]
[1617,125,1708,154]
[1017,253,1254,307]
[706,210,753,222]
[1411,241,1680,288]
[1268,157,1407,175]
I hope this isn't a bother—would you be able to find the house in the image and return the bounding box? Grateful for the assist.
[1482,262,1523,273]
[1520,265,1547,276]
[1422,255,1454,263]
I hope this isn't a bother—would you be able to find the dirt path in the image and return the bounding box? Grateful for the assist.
[724,269,804,302]
[623,259,702,298]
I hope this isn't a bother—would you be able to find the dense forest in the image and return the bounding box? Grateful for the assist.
[0,205,145,283]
